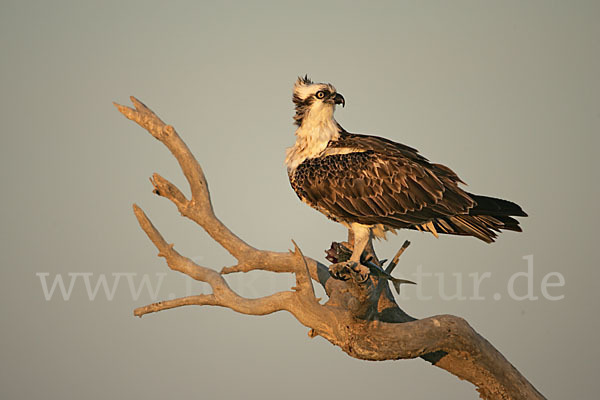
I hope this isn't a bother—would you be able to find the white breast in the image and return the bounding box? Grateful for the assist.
[285,105,340,171]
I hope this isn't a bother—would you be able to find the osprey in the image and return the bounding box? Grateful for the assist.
[286,76,527,280]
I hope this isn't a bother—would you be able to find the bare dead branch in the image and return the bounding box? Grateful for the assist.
[385,240,411,274]
[115,97,545,400]
[134,294,216,317]
[290,240,318,299]
[131,204,294,318]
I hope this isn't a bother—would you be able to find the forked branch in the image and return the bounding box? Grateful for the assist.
[114,97,544,400]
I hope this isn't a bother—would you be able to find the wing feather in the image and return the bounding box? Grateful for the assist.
[290,133,475,230]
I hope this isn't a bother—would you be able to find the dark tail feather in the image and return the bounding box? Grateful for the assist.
[423,194,527,243]
[468,194,528,217]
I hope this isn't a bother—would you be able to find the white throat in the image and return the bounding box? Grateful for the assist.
[285,105,340,171]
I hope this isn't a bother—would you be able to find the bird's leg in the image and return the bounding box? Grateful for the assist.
[348,225,372,281]
[329,224,371,283]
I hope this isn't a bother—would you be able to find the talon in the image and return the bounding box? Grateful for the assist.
[349,263,370,284]
[329,261,371,284]
[356,271,369,283]
[329,261,355,281]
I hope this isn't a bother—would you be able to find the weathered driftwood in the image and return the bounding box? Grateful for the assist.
[114,97,545,400]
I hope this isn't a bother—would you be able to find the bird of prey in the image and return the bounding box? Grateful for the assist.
[286,76,527,281]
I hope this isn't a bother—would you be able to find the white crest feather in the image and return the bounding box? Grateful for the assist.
[293,77,336,101]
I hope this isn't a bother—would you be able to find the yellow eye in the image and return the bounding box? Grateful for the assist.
[316,91,326,99]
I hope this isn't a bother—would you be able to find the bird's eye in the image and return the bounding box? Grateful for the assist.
[315,91,326,99]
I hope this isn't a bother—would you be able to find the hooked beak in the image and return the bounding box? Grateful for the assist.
[333,92,345,107]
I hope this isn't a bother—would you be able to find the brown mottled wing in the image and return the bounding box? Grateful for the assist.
[290,133,475,229]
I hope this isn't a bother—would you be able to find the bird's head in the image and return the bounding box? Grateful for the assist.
[292,75,345,127]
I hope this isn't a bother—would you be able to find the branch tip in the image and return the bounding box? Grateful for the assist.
[130,96,146,111]
[385,240,412,274]
[132,203,143,216]
[291,239,300,255]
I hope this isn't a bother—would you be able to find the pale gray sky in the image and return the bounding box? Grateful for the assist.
[1,1,598,399]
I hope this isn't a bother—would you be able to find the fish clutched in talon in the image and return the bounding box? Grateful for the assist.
[363,260,416,294]
[328,261,370,283]
[326,241,415,293]
[329,258,415,293]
